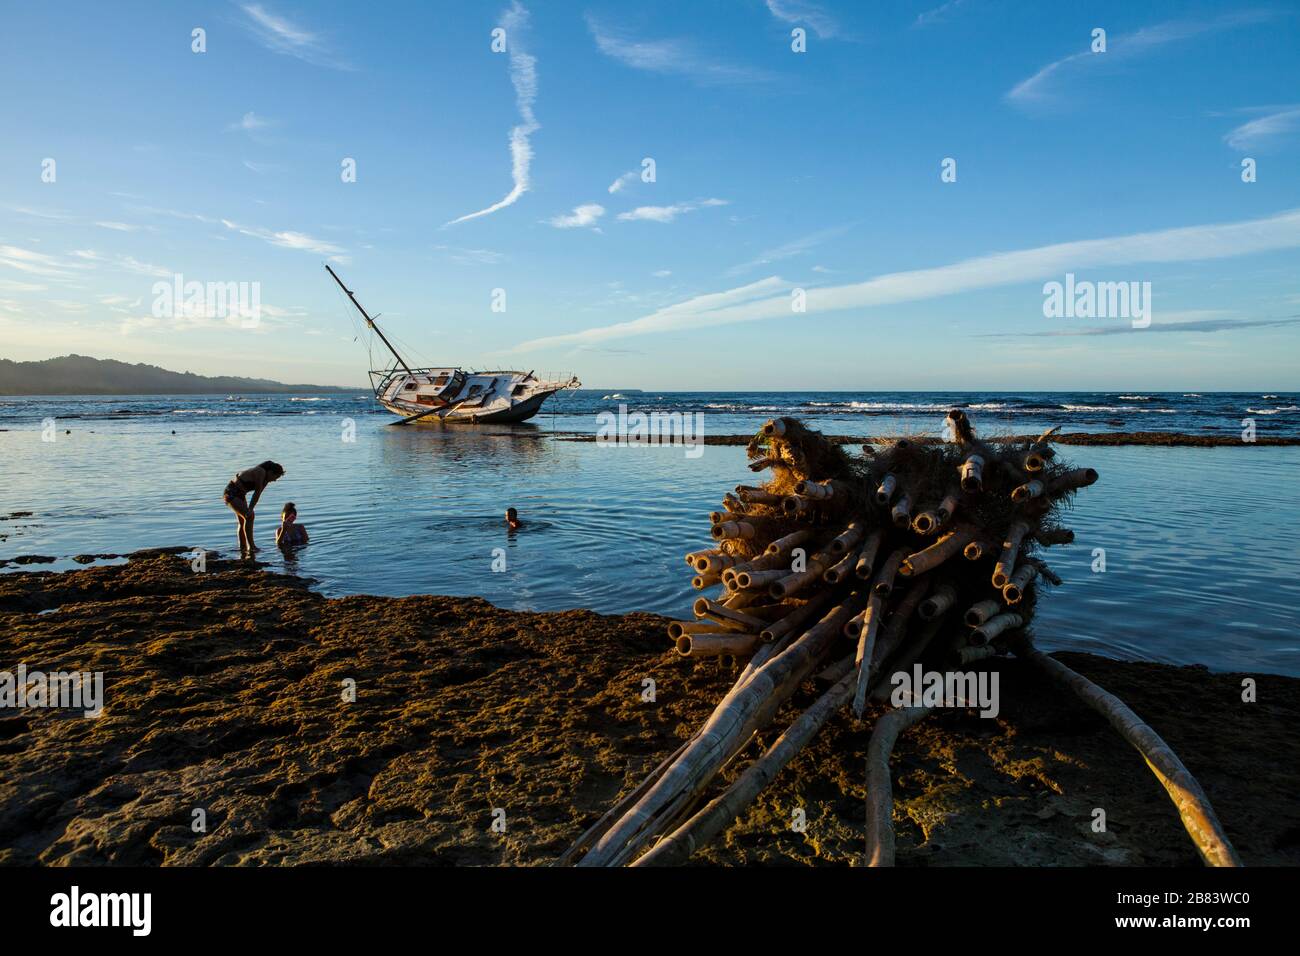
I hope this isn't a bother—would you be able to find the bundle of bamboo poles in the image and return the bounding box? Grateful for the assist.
[562,412,1241,868]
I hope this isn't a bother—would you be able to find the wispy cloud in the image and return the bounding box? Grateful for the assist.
[1224,106,1300,150]
[434,244,506,265]
[547,203,606,229]
[724,224,851,276]
[608,170,638,194]
[616,198,728,223]
[221,219,347,260]
[992,315,1300,337]
[1007,14,1270,108]
[587,16,769,85]
[0,244,77,277]
[94,221,142,232]
[514,207,1300,351]
[445,2,538,226]
[238,3,352,70]
[914,0,969,28]
[764,1,838,39]
[227,111,274,133]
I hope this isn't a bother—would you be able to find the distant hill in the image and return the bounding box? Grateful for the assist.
[0,355,355,395]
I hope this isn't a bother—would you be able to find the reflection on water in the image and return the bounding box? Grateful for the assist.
[2,415,1298,676]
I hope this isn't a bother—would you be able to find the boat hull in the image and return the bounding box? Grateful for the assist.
[381,388,560,424]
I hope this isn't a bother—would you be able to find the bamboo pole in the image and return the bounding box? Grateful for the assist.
[733,568,789,589]
[992,521,1031,589]
[875,473,897,504]
[955,645,999,665]
[1010,480,1044,503]
[826,521,865,556]
[890,494,913,528]
[918,584,956,620]
[850,595,885,716]
[633,655,860,867]
[870,617,947,704]
[576,596,860,866]
[712,520,757,541]
[865,706,933,866]
[911,510,941,535]
[854,528,885,580]
[1018,644,1242,867]
[899,529,974,577]
[759,593,833,644]
[765,529,815,557]
[962,538,993,561]
[676,632,760,657]
[937,490,961,521]
[822,550,857,585]
[666,620,732,640]
[736,488,783,506]
[769,552,832,599]
[692,571,723,590]
[1050,468,1099,495]
[863,578,931,695]
[970,612,1023,646]
[1034,528,1075,546]
[1002,563,1038,604]
[873,547,907,597]
[696,599,770,632]
[959,454,985,492]
[964,599,1001,626]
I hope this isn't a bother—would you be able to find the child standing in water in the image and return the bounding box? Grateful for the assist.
[223,461,285,553]
[505,507,522,530]
[276,502,309,547]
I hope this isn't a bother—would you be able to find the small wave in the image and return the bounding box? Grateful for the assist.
[289,397,328,402]
[1117,395,1151,401]
[1246,405,1299,415]
[602,393,628,400]
[1262,394,1279,399]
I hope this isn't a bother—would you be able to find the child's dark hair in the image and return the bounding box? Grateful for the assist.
[282,502,297,516]
[506,507,518,519]
[261,461,285,479]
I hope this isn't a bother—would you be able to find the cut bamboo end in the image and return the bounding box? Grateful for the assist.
[692,572,724,590]
[735,569,787,590]
[667,620,731,640]
[1052,468,1099,494]
[712,520,756,541]
[959,454,985,492]
[1023,451,1046,473]
[911,511,939,535]
[875,473,897,505]
[971,612,1023,645]
[1002,563,1038,605]
[764,528,814,557]
[762,418,787,437]
[676,632,760,658]
[918,584,957,621]
[1010,480,1044,503]
[964,598,1001,627]
[955,645,999,665]
[890,495,912,528]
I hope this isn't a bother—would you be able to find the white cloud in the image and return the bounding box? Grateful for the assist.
[608,171,637,194]
[445,2,538,226]
[914,0,968,28]
[1224,106,1300,150]
[547,203,605,229]
[724,225,850,276]
[0,278,47,292]
[221,219,347,259]
[94,221,141,232]
[1007,14,1269,108]
[434,244,506,265]
[514,207,1300,351]
[239,4,352,69]
[0,245,74,277]
[616,198,728,223]
[652,270,672,277]
[587,16,769,85]
[228,111,273,132]
[765,1,838,39]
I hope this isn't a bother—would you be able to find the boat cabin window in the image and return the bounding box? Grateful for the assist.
[511,383,527,395]
[433,374,450,387]
[403,382,417,390]
[468,384,482,396]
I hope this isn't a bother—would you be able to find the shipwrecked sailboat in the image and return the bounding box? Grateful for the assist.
[326,265,579,425]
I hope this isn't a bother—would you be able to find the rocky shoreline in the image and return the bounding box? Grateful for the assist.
[1,552,1296,866]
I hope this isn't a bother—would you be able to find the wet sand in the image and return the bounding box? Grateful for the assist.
[1,551,1296,866]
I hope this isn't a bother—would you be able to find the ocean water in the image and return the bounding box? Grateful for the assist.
[2,391,1298,677]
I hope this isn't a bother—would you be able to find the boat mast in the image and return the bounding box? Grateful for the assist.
[325,264,414,377]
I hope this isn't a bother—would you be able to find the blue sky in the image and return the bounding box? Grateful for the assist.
[2,0,1298,390]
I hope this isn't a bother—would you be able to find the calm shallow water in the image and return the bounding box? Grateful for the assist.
[2,393,1298,676]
